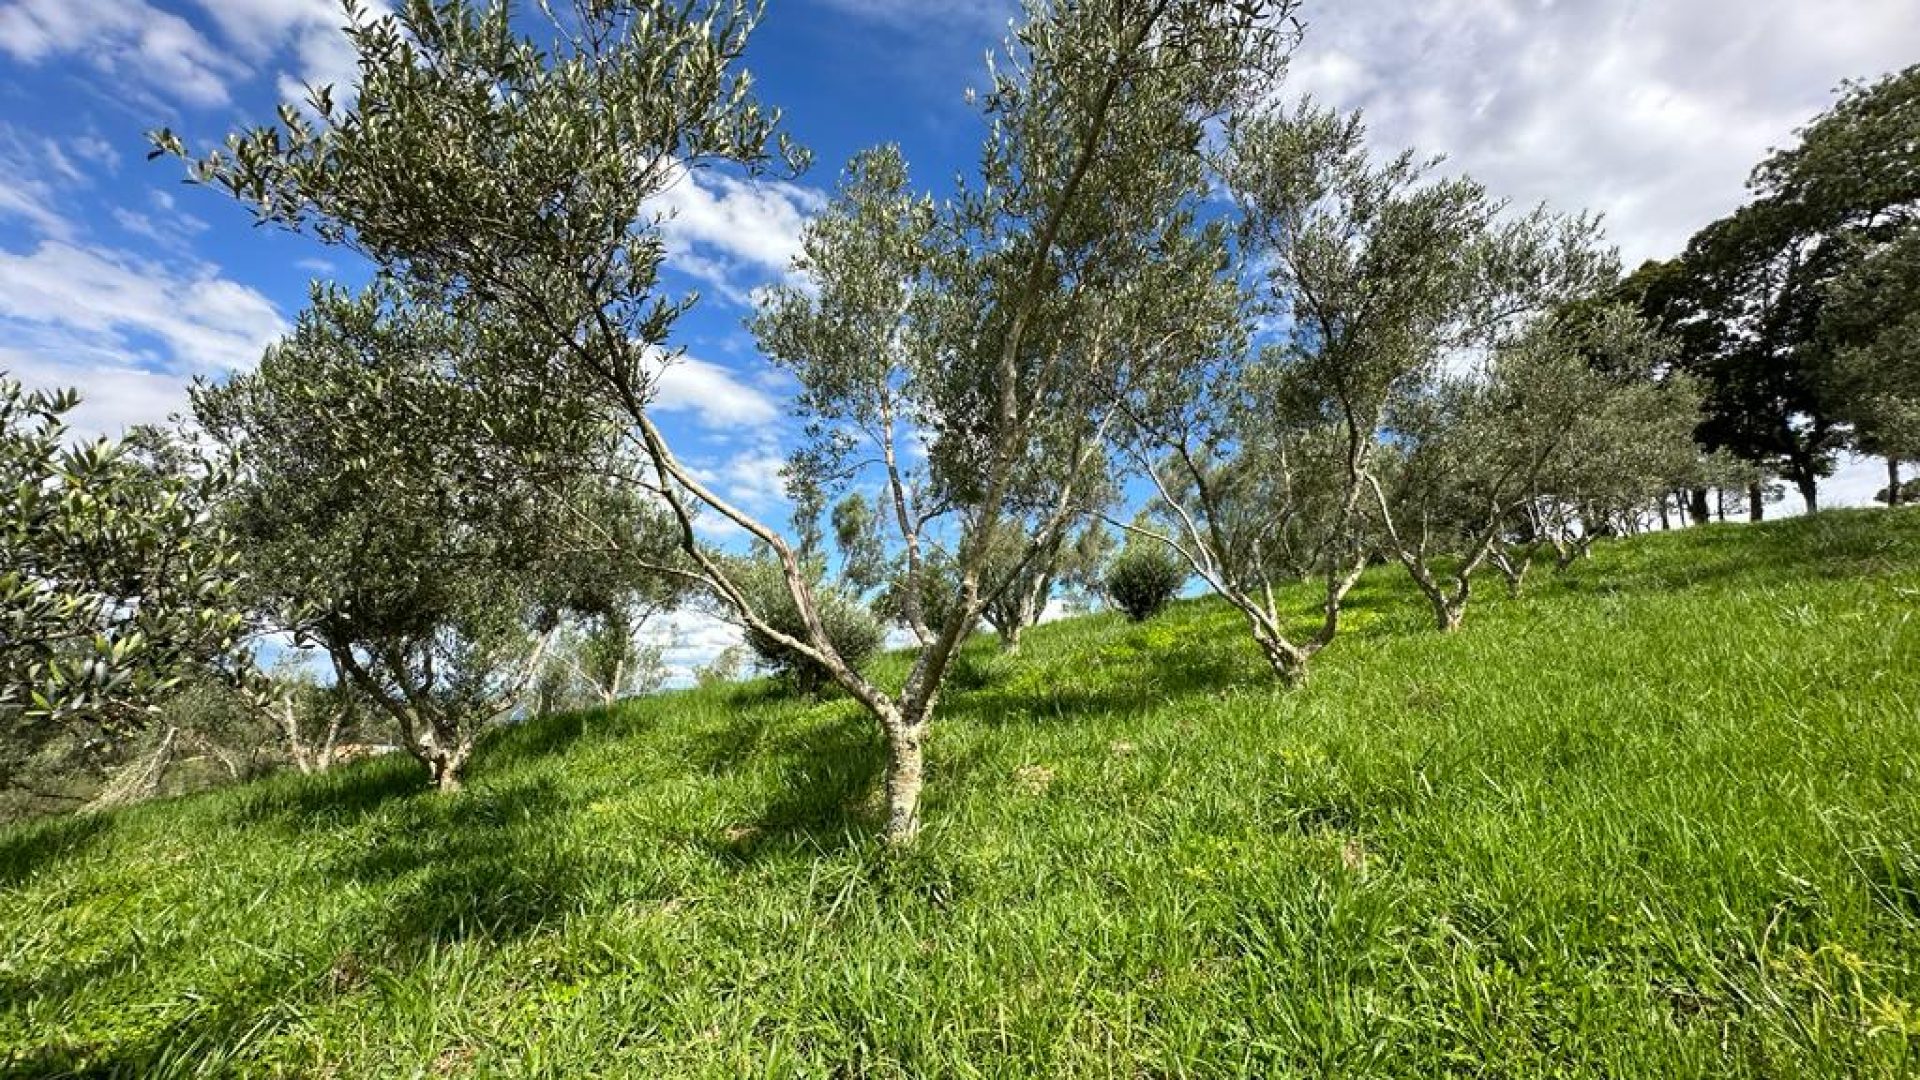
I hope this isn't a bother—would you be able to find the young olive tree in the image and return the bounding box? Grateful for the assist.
[978,517,1109,652]
[1500,383,1707,577]
[1125,103,1613,681]
[747,2,1293,837]
[1104,533,1188,623]
[194,284,654,793]
[537,603,673,715]
[1371,306,1694,630]
[160,0,1295,842]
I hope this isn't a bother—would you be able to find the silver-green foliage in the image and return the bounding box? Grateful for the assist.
[192,284,646,791]
[1130,102,1615,681]
[1104,539,1186,623]
[1,376,247,791]
[1373,305,1704,629]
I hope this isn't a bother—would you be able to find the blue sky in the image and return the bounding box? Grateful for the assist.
[1,0,1914,674]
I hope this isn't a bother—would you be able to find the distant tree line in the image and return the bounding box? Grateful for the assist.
[1618,65,1920,518]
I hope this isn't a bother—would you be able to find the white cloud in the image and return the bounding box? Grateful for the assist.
[0,126,70,238]
[641,606,746,687]
[655,168,825,304]
[69,135,121,173]
[0,0,239,108]
[811,0,1013,40]
[1287,0,1920,266]
[689,444,791,512]
[187,0,384,105]
[0,348,194,439]
[652,354,782,428]
[0,241,286,433]
[112,192,209,252]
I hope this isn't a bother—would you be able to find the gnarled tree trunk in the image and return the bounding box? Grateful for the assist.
[882,718,926,844]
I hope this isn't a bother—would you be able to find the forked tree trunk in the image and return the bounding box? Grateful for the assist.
[1890,458,1906,507]
[1399,555,1471,633]
[1491,546,1532,597]
[426,740,473,794]
[998,622,1023,654]
[1256,634,1311,687]
[1553,534,1593,571]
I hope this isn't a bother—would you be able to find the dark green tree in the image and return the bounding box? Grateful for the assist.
[1104,538,1186,623]
[1621,64,1920,515]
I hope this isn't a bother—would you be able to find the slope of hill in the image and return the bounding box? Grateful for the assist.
[4,510,1918,1078]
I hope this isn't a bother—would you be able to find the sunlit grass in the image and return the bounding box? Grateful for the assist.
[3,509,1918,1077]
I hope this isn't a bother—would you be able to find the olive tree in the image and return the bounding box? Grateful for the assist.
[537,605,673,714]
[160,0,1295,842]
[1124,103,1613,682]
[1370,306,1697,630]
[1104,534,1187,623]
[194,284,650,792]
[749,2,1293,836]
[1,376,248,802]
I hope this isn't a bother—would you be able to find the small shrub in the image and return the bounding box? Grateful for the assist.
[1105,542,1185,622]
[735,560,884,694]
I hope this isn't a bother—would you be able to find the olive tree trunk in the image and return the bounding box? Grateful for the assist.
[882,716,927,843]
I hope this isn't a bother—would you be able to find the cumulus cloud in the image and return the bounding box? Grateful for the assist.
[0,349,194,439]
[0,0,385,112]
[641,607,748,687]
[0,242,286,433]
[652,354,783,428]
[186,0,385,105]
[689,444,792,514]
[1286,0,1920,266]
[654,168,825,304]
[0,0,239,108]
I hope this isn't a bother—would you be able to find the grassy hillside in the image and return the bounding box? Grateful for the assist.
[4,510,1918,1078]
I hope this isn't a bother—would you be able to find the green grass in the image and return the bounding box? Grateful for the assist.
[4,509,1919,1078]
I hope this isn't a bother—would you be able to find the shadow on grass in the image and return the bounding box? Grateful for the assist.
[325,776,593,949]
[228,752,427,833]
[0,811,111,888]
[695,709,885,865]
[7,777,613,1077]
